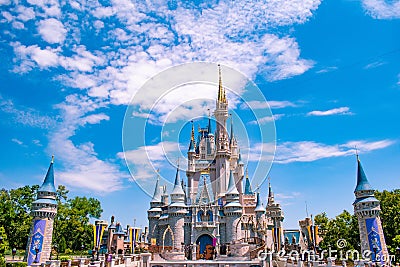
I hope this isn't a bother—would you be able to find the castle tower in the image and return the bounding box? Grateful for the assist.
[265,179,284,251]
[25,157,58,265]
[214,64,230,198]
[147,173,163,244]
[353,156,389,263]
[168,167,187,250]
[224,170,242,242]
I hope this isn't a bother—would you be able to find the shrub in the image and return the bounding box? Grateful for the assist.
[59,256,71,262]
[5,262,27,267]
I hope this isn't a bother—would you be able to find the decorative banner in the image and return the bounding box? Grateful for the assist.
[151,238,156,246]
[365,218,384,264]
[93,223,106,249]
[272,227,281,251]
[212,238,217,247]
[27,219,47,266]
[218,198,223,207]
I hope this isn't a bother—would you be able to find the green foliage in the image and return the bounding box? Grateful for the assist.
[0,186,38,249]
[53,190,103,254]
[314,210,359,250]
[0,257,5,267]
[0,227,9,255]
[0,185,102,254]
[375,189,400,254]
[59,255,71,262]
[315,190,400,255]
[5,262,27,267]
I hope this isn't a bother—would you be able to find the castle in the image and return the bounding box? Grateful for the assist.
[147,65,284,260]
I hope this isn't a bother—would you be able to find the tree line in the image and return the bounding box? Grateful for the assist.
[0,185,102,254]
[314,189,400,255]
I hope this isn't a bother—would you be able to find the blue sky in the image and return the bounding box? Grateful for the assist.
[0,0,399,229]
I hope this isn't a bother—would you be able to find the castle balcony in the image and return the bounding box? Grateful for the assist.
[194,221,216,228]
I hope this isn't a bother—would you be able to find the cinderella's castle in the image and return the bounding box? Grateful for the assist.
[147,66,284,259]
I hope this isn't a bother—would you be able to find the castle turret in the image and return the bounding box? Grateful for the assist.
[353,156,388,263]
[254,192,266,218]
[148,173,163,243]
[169,167,187,250]
[224,170,242,242]
[265,179,284,251]
[25,156,58,265]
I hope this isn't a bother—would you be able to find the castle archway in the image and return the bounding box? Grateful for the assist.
[196,234,214,260]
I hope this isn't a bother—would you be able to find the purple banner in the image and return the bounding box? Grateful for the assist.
[27,219,47,266]
[365,218,384,264]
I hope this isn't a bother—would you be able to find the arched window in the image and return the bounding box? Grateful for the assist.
[197,210,204,222]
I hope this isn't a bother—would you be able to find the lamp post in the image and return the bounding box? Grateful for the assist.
[53,244,58,261]
[12,248,17,260]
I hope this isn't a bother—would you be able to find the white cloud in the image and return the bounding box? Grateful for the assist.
[307,107,353,116]
[11,138,23,145]
[38,18,67,44]
[364,61,386,69]
[248,114,285,125]
[120,141,183,180]
[362,0,400,19]
[275,139,395,164]
[242,100,297,110]
[49,94,129,194]
[16,5,35,21]
[12,42,59,71]
[0,95,55,128]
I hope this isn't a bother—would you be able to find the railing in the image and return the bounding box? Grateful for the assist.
[238,237,265,245]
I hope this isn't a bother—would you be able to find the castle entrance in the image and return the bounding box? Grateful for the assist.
[196,234,214,260]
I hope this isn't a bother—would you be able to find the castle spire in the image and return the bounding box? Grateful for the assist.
[226,170,239,195]
[39,156,56,193]
[267,177,275,206]
[151,171,162,203]
[244,168,252,194]
[188,121,196,152]
[355,155,372,192]
[170,164,185,203]
[255,192,266,213]
[217,64,227,104]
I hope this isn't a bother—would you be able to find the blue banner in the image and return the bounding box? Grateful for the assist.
[27,219,47,265]
[365,218,384,264]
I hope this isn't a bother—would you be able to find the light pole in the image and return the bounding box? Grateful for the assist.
[12,248,17,260]
[81,244,84,258]
[53,244,58,261]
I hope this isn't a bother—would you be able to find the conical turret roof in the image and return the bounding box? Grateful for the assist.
[355,156,373,192]
[39,156,56,193]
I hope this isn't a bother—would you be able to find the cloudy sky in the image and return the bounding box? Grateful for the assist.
[1,0,399,229]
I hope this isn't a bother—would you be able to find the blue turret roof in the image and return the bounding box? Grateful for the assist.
[244,175,252,195]
[188,139,195,152]
[114,223,125,235]
[255,192,265,213]
[39,157,56,193]
[171,167,185,196]
[355,156,373,192]
[151,174,162,203]
[226,170,239,195]
[237,152,244,165]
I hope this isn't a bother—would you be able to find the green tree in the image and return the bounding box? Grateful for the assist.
[53,194,102,253]
[375,189,400,254]
[314,210,359,251]
[0,186,38,250]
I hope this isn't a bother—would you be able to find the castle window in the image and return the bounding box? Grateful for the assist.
[207,210,213,222]
[197,210,204,222]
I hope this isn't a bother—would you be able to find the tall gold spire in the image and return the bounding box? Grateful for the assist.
[217,64,227,104]
[191,121,195,142]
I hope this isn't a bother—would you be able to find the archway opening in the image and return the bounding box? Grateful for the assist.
[196,234,214,260]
